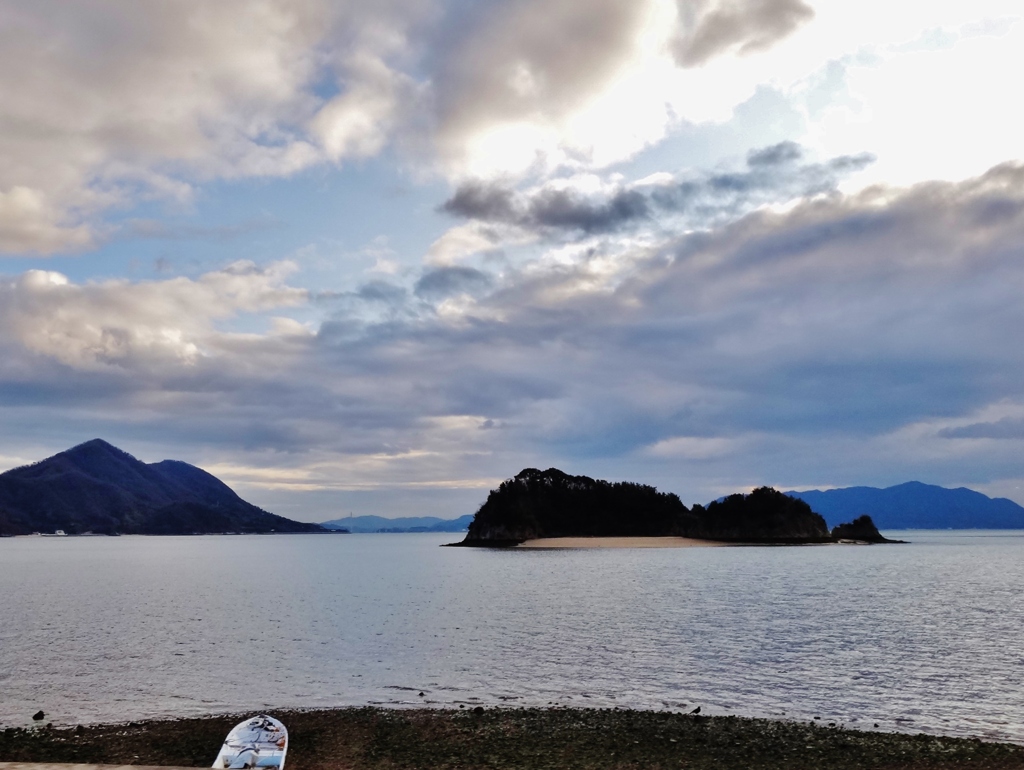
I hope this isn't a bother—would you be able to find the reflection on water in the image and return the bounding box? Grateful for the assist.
[1,531,1023,742]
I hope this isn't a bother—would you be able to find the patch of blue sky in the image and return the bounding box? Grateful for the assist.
[609,86,810,182]
[1,152,453,295]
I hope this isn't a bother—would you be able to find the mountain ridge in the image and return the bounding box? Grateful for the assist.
[785,481,1024,529]
[0,439,325,536]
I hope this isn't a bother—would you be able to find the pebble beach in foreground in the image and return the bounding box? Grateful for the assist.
[3,707,1024,770]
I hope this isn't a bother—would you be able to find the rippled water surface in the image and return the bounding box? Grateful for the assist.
[2,532,1023,741]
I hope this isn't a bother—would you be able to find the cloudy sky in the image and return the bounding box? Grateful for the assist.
[1,0,1023,521]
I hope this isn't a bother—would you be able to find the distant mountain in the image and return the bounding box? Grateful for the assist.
[320,514,474,533]
[0,439,325,536]
[786,482,1024,529]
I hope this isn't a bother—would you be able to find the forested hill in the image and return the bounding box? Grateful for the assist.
[463,467,690,543]
[786,482,1024,529]
[0,439,324,536]
[458,468,875,545]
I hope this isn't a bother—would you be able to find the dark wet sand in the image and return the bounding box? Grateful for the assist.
[3,707,1023,770]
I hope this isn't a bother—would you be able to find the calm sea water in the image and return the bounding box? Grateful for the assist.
[1,531,1023,742]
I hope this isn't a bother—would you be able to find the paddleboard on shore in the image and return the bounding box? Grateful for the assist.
[212,714,288,769]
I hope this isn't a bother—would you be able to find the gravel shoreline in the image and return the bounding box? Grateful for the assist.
[3,707,1023,769]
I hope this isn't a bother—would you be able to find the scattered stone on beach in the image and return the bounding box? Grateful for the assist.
[4,707,1024,770]
[31,710,44,721]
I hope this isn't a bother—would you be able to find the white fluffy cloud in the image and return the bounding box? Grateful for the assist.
[0,0,822,254]
[0,0,429,253]
[0,261,307,370]
[2,0,1022,256]
[0,187,94,254]
[0,2,313,251]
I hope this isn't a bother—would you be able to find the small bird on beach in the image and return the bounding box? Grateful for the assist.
[689,706,701,715]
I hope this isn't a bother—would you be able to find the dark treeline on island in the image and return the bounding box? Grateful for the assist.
[457,467,894,546]
[463,468,693,545]
[0,439,325,536]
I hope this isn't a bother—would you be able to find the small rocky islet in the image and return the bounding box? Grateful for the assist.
[455,467,897,546]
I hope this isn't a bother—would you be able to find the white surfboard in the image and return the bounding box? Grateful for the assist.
[212,714,288,769]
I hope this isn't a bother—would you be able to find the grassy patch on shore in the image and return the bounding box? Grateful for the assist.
[3,707,1023,769]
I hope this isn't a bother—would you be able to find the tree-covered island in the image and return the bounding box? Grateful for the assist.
[456,467,895,546]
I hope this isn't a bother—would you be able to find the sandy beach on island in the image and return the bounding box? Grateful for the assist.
[516,536,726,548]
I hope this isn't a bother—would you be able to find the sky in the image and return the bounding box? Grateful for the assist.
[1,0,1023,522]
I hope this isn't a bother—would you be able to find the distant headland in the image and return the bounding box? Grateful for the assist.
[321,513,475,533]
[0,439,326,536]
[787,482,1024,529]
[453,468,896,547]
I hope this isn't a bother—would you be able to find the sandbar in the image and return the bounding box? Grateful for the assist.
[516,536,725,549]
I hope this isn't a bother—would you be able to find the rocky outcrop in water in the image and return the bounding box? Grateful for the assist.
[830,514,896,543]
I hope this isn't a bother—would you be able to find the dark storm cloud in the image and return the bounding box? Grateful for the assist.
[357,280,408,304]
[672,0,815,67]
[441,143,874,235]
[528,188,650,232]
[414,266,493,299]
[939,418,1024,440]
[442,181,650,234]
[440,182,518,221]
[746,140,803,166]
